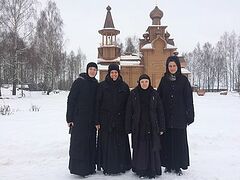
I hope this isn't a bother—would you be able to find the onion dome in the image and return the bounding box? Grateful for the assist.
[150,6,163,25]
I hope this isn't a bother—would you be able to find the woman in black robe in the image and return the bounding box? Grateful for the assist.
[157,56,194,175]
[96,63,131,175]
[125,74,165,178]
[66,62,98,177]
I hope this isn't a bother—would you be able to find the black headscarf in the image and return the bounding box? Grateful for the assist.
[86,62,98,72]
[165,56,181,81]
[108,63,120,74]
[86,62,98,78]
[137,74,152,106]
[138,74,152,90]
[165,56,181,74]
[105,63,122,83]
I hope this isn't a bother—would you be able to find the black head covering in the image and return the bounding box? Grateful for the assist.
[165,56,181,75]
[108,63,120,74]
[86,62,98,72]
[86,62,98,78]
[86,62,98,77]
[86,62,98,71]
[105,63,122,83]
[138,74,152,90]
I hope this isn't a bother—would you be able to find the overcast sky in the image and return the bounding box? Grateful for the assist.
[41,0,240,63]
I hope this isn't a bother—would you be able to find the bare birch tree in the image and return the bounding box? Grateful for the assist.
[35,0,63,94]
[0,0,37,95]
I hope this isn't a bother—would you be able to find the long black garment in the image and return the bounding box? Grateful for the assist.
[66,73,98,176]
[160,128,189,170]
[125,87,165,178]
[157,74,194,170]
[96,75,131,174]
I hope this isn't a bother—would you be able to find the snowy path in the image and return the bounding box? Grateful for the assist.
[1,91,240,180]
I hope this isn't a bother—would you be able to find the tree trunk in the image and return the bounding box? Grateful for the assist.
[0,80,2,97]
[217,71,220,90]
[12,52,17,96]
[0,63,2,97]
[12,32,18,96]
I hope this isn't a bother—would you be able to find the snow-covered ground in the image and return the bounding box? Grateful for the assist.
[1,89,240,180]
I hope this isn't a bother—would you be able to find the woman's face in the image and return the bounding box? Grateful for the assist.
[140,79,149,90]
[110,70,119,81]
[168,61,178,74]
[88,67,97,77]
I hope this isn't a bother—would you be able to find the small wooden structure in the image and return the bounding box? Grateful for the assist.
[220,91,228,95]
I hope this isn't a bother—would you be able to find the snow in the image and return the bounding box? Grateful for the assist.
[120,55,141,65]
[98,64,109,70]
[97,57,120,63]
[101,28,117,30]
[1,89,240,180]
[120,61,141,66]
[148,25,167,28]
[98,55,142,68]
[165,44,177,49]
[141,43,177,50]
[141,43,153,49]
[181,67,191,74]
[120,55,141,60]
[100,44,118,47]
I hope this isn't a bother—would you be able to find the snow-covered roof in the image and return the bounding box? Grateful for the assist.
[148,25,167,27]
[132,52,140,56]
[98,64,113,70]
[181,67,191,74]
[120,55,141,60]
[98,62,142,70]
[97,57,120,63]
[142,43,177,50]
[100,44,118,47]
[165,44,177,49]
[141,43,153,49]
[16,84,29,88]
[120,61,141,66]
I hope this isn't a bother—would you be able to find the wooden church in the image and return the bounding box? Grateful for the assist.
[97,5,190,88]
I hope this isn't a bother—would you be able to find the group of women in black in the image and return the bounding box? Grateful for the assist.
[66,56,194,179]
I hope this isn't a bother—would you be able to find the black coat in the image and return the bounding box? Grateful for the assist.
[96,75,131,174]
[125,87,165,150]
[157,74,194,129]
[96,75,130,131]
[66,73,98,175]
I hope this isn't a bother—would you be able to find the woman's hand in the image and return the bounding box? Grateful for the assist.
[96,125,100,131]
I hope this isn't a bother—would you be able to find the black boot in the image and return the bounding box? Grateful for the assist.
[174,168,183,176]
[148,175,155,179]
[164,167,172,173]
